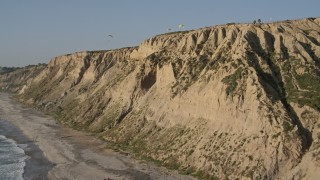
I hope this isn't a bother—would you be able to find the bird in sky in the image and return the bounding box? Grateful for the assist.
[107,35,113,38]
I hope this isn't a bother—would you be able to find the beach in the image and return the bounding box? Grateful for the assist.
[0,92,196,180]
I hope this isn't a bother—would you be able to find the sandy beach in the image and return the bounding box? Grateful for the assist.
[0,92,196,180]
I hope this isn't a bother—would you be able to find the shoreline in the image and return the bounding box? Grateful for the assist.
[0,120,53,179]
[0,92,196,180]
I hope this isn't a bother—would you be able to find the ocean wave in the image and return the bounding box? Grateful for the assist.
[0,135,28,180]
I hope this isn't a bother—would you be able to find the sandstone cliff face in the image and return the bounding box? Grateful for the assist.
[0,65,46,93]
[1,18,320,179]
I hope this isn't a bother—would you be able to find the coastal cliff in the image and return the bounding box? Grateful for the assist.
[1,18,320,179]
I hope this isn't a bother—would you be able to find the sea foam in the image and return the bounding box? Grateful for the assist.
[0,135,28,180]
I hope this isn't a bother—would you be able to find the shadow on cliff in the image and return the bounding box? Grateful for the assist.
[245,31,313,152]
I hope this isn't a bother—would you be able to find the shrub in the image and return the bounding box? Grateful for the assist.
[221,67,243,96]
[282,121,294,133]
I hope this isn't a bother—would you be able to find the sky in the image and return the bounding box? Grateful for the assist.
[0,0,319,67]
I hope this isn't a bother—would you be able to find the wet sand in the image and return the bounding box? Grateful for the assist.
[0,92,196,180]
[0,119,53,179]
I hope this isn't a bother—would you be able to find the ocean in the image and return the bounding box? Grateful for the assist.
[0,135,28,180]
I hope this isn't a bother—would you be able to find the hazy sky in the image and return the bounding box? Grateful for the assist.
[1,0,319,67]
